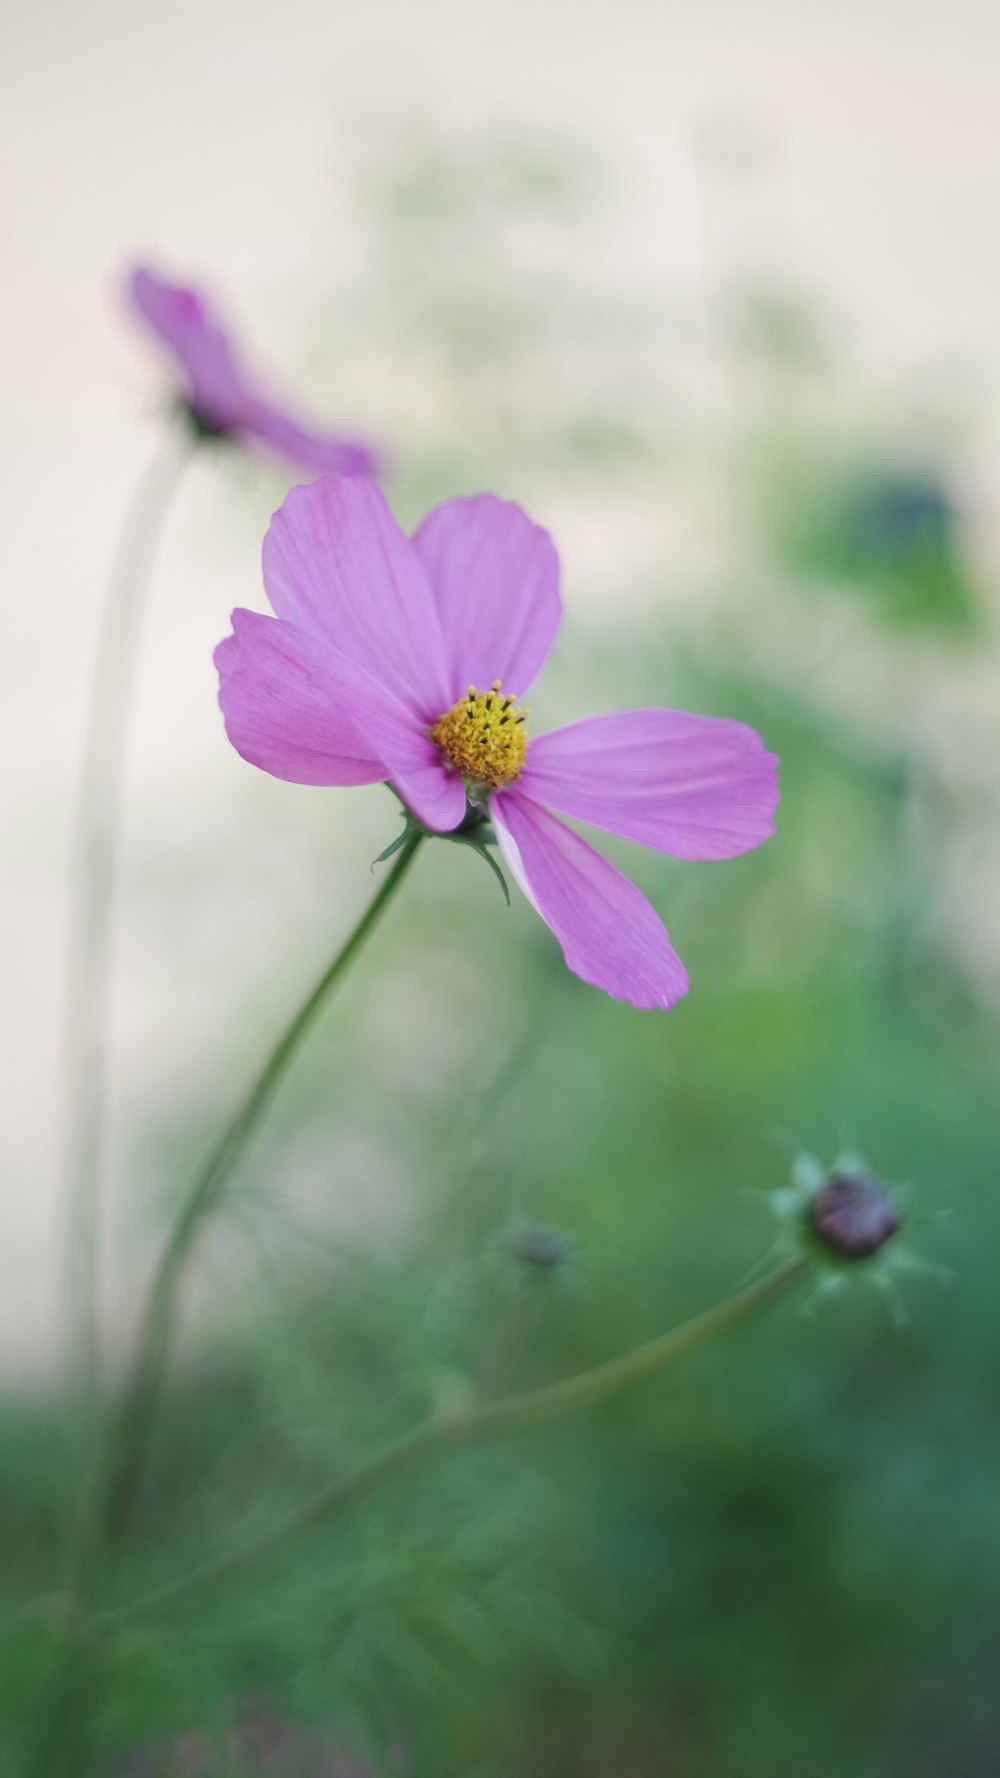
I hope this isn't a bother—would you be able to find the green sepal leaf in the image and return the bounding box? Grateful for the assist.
[378,780,509,901]
[447,830,511,905]
[371,826,419,870]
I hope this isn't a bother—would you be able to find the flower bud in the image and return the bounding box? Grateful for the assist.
[508,1226,571,1270]
[810,1167,900,1259]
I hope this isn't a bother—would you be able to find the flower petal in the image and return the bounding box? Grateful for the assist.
[215,608,465,831]
[519,710,779,859]
[215,609,385,786]
[130,268,383,478]
[492,792,688,1009]
[262,476,452,720]
[241,399,382,479]
[129,265,248,428]
[412,494,562,699]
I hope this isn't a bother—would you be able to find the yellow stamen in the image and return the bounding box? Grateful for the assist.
[429,679,529,788]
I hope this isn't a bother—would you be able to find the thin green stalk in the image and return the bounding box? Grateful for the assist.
[64,428,193,1392]
[101,1253,807,1630]
[99,827,425,1543]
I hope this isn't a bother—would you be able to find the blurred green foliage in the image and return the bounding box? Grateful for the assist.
[3,126,998,1778]
[753,435,982,632]
[4,629,996,1776]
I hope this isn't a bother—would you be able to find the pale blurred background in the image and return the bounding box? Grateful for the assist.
[4,4,1000,1774]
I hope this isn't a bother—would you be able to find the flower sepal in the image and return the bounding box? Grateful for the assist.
[440,822,510,906]
[377,786,511,904]
[370,822,422,869]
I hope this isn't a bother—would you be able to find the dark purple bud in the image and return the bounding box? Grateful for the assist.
[811,1168,901,1259]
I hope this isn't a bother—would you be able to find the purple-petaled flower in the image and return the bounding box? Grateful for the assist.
[215,476,779,1008]
[128,265,381,477]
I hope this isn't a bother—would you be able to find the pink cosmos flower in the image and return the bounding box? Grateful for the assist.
[215,476,779,1008]
[128,265,380,477]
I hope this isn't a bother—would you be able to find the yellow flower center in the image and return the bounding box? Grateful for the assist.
[429,680,529,788]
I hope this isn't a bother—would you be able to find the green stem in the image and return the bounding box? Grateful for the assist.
[99,827,425,1543]
[63,428,193,1393]
[101,1253,807,1630]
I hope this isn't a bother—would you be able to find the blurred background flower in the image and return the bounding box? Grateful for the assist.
[129,264,382,473]
[3,1,1000,1774]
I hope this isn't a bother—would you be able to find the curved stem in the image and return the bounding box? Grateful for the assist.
[98,827,425,1545]
[101,1253,807,1629]
[63,428,193,1392]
